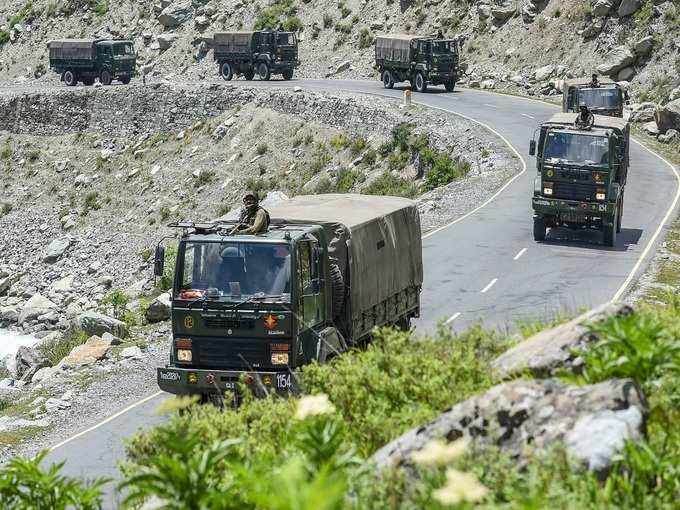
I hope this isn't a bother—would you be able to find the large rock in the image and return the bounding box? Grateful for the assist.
[618,0,640,17]
[0,276,10,296]
[492,302,632,379]
[157,33,179,50]
[75,311,128,338]
[0,306,18,323]
[58,335,112,368]
[658,129,679,144]
[371,378,647,473]
[158,1,193,27]
[597,46,635,76]
[145,292,171,322]
[634,36,654,58]
[630,101,657,122]
[617,66,635,82]
[15,346,47,381]
[654,99,680,133]
[44,237,71,262]
[491,5,516,21]
[534,64,555,82]
[18,294,58,325]
[592,0,614,17]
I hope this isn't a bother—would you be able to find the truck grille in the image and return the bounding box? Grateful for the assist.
[552,182,595,201]
[203,317,255,329]
[194,339,267,368]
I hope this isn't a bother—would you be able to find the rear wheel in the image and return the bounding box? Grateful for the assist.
[120,76,131,85]
[282,68,293,80]
[445,79,456,92]
[220,62,233,81]
[616,196,623,233]
[533,216,546,241]
[63,70,77,87]
[415,71,427,93]
[257,62,271,81]
[99,69,112,86]
[603,216,617,247]
[382,69,394,89]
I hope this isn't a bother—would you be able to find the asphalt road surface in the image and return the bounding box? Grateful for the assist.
[36,78,678,507]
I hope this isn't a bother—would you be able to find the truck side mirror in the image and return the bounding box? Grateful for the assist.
[529,140,536,156]
[154,246,165,277]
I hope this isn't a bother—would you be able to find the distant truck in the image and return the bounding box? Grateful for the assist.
[155,194,423,404]
[530,111,630,246]
[212,31,299,81]
[47,39,136,86]
[375,34,459,93]
[562,76,626,117]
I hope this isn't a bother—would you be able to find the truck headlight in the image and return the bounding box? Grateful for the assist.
[543,187,553,195]
[271,353,289,365]
[596,188,606,200]
[177,349,193,362]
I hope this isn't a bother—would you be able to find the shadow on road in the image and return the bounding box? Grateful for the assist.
[543,227,643,252]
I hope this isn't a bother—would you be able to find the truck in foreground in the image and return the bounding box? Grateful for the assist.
[562,77,626,117]
[375,34,459,93]
[530,111,630,247]
[155,194,423,403]
[47,39,136,86]
[212,31,299,81]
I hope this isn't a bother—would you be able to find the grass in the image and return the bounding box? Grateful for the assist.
[36,330,89,367]
[82,191,100,214]
[0,202,12,217]
[254,0,298,30]
[363,172,419,198]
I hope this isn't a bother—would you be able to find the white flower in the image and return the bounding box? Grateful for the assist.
[411,438,469,466]
[432,468,489,505]
[294,394,336,420]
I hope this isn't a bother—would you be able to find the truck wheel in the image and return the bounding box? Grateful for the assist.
[616,196,623,233]
[220,62,233,81]
[329,262,345,319]
[414,72,428,93]
[257,62,271,81]
[382,70,394,89]
[63,70,77,87]
[99,69,112,86]
[445,79,456,92]
[282,68,294,80]
[120,76,131,85]
[603,217,617,247]
[533,216,546,242]
[244,68,255,80]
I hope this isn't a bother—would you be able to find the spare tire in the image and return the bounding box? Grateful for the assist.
[329,263,345,319]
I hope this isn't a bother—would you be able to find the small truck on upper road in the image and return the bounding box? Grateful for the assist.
[562,76,626,117]
[47,39,136,86]
[375,34,459,93]
[530,111,630,247]
[212,31,300,81]
[155,194,423,404]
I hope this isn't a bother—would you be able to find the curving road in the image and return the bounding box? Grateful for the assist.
[39,78,679,506]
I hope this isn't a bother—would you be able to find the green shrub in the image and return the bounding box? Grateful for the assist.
[314,176,334,194]
[330,133,351,150]
[100,288,130,321]
[195,169,216,187]
[254,0,298,30]
[0,203,12,217]
[422,153,471,191]
[337,2,351,18]
[284,15,303,32]
[362,148,377,167]
[159,245,178,291]
[323,13,334,28]
[363,172,418,198]
[357,28,374,49]
[0,139,12,160]
[256,143,269,155]
[37,330,89,367]
[82,191,100,213]
[336,168,364,192]
[335,22,352,34]
[349,137,367,156]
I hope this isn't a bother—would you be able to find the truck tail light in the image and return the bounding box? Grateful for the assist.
[596,188,606,200]
[271,353,289,365]
[177,349,192,362]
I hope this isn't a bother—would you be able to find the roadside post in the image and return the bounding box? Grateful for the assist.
[404,88,412,107]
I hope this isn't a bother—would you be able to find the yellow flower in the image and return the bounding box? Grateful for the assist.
[411,438,469,466]
[432,468,489,505]
[294,394,336,420]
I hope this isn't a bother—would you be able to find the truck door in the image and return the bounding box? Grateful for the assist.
[296,240,325,362]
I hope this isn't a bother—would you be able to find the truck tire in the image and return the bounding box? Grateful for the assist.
[63,70,77,87]
[282,68,294,80]
[257,62,271,81]
[99,69,112,86]
[244,68,255,80]
[603,217,617,247]
[382,70,394,89]
[414,72,427,93]
[220,62,233,81]
[329,263,345,319]
[120,76,131,85]
[616,195,623,233]
[533,216,546,242]
[445,79,456,92]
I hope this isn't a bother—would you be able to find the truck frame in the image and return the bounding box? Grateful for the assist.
[47,39,136,86]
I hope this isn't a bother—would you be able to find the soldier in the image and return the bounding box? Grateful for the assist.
[575,103,594,128]
[590,73,600,88]
[436,29,444,39]
[232,191,270,235]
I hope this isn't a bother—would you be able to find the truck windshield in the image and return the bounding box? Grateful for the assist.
[276,33,296,46]
[543,132,609,167]
[177,241,292,302]
[577,88,621,110]
[432,41,455,54]
[113,43,134,57]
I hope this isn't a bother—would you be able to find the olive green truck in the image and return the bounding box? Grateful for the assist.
[562,77,625,117]
[47,39,136,86]
[155,194,423,404]
[531,112,630,247]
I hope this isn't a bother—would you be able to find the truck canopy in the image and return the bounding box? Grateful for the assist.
[375,34,424,62]
[213,32,254,52]
[267,194,423,320]
[47,39,96,60]
[546,113,629,135]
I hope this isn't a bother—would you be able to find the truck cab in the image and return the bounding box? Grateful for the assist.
[563,78,625,117]
[530,112,629,246]
[96,40,136,84]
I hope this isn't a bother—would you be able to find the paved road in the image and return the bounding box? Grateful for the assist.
[38,78,678,506]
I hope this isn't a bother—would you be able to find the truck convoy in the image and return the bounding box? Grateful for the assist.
[562,77,625,117]
[375,34,459,92]
[530,111,630,247]
[155,194,423,403]
[47,39,136,86]
[212,31,300,81]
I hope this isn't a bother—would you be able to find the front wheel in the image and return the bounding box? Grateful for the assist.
[282,68,293,80]
[533,216,546,242]
[220,62,233,81]
[414,71,428,93]
[99,69,112,86]
[257,62,270,81]
[120,76,131,85]
[382,69,394,89]
[63,70,77,87]
[444,79,456,92]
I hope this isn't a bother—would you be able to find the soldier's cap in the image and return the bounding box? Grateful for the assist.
[243,191,259,202]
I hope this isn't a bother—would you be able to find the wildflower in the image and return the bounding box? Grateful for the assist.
[432,468,489,505]
[295,393,336,420]
[411,438,469,466]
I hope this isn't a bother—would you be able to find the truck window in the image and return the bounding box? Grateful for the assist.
[543,132,609,166]
[577,88,621,110]
[113,43,134,56]
[297,241,323,328]
[276,33,295,46]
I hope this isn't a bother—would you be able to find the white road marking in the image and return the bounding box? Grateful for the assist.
[484,103,498,108]
[444,312,461,325]
[521,113,535,119]
[481,278,498,294]
[513,247,527,260]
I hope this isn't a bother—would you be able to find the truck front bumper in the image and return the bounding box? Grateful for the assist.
[533,196,615,221]
[157,366,299,396]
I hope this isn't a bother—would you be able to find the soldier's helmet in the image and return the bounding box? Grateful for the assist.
[243,191,259,204]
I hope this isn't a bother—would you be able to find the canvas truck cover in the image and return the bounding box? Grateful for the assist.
[213,32,254,53]
[48,39,97,60]
[267,194,423,319]
[375,35,423,63]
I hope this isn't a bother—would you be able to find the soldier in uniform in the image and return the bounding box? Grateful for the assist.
[575,103,594,128]
[436,29,444,39]
[232,191,270,235]
[590,73,600,88]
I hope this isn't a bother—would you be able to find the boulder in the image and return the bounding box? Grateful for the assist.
[371,378,647,473]
[18,294,58,325]
[75,311,128,338]
[58,335,112,368]
[492,302,632,379]
[44,237,71,262]
[582,17,605,39]
[618,0,640,17]
[0,276,11,296]
[157,33,179,50]
[634,36,654,58]
[592,0,614,17]
[596,46,635,76]
[642,121,659,136]
[480,79,495,89]
[145,292,171,322]
[31,365,60,384]
[51,275,74,293]
[617,66,635,82]
[654,99,680,133]
[120,346,143,359]
[630,102,657,122]
[491,5,516,21]
[658,129,679,144]
[15,346,47,381]
[477,4,491,18]
[45,397,71,412]
[534,64,555,82]
[158,1,193,27]
[0,306,18,323]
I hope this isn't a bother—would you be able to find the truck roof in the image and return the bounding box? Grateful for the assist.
[47,39,97,48]
[546,112,628,132]
[564,77,617,88]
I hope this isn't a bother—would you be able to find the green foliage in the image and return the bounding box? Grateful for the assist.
[634,0,655,27]
[195,169,216,188]
[572,0,592,19]
[254,0,298,30]
[283,15,303,32]
[358,28,374,49]
[100,288,129,321]
[336,168,364,192]
[0,202,12,217]
[334,22,352,34]
[364,172,418,198]
[350,137,367,156]
[422,151,471,192]
[337,2,351,18]
[257,143,269,155]
[0,139,13,160]
[314,176,334,194]
[361,148,377,167]
[159,245,178,291]
[82,191,100,214]
[638,72,673,105]
[37,330,89,367]
[330,133,350,150]
[323,13,334,28]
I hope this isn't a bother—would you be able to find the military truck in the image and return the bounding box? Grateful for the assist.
[47,39,136,86]
[154,194,423,403]
[375,34,459,93]
[562,77,626,117]
[530,111,630,246]
[212,31,299,81]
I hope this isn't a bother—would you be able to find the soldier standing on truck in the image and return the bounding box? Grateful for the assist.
[590,73,600,88]
[231,192,270,235]
[575,104,595,128]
